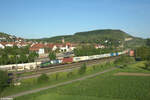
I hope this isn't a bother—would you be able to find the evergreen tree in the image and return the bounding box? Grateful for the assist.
[49,52,56,60]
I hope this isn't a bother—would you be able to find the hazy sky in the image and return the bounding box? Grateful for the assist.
[0,0,150,39]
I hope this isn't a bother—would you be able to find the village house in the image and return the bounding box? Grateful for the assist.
[0,42,29,49]
[95,44,105,49]
[46,43,57,51]
[16,42,28,48]
[56,43,76,52]
[0,43,5,49]
[29,43,45,54]
[29,42,77,54]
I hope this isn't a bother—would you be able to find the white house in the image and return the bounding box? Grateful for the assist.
[5,43,14,47]
[95,44,105,49]
[16,43,28,48]
[0,43,5,49]
[38,48,45,54]
[59,43,76,52]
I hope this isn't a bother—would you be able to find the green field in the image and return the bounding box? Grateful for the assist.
[14,61,150,100]
[0,61,114,97]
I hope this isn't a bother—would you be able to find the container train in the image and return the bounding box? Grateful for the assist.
[0,50,129,71]
[40,50,129,68]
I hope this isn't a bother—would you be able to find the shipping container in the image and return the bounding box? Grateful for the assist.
[62,57,73,63]
[104,53,111,57]
[110,53,114,56]
[73,56,88,62]
[58,59,63,63]
[94,55,102,59]
[118,52,123,55]
[87,55,96,60]
[51,59,60,64]
[52,59,62,64]
[115,52,119,56]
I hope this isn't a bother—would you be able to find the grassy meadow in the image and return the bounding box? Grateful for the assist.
[0,61,114,97]
[14,61,150,100]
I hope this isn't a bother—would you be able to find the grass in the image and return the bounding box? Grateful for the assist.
[14,61,150,100]
[0,61,114,97]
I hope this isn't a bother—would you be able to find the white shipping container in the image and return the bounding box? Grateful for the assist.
[73,56,88,62]
[0,62,42,71]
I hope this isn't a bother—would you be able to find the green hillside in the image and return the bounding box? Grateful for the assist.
[28,29,132,43]
[0,32,11,38]
[27,29,146,48]
[125,37,146,48]
[0,32,17,42]
[1,29,146,48]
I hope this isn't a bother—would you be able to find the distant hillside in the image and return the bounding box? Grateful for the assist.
[0,32,23,42]
[125,37,146,48]
[28,29,132,43]
[0,29,145,48]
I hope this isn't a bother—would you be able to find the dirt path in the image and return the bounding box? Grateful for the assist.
[6,67,116,98]
[114,72,150,76]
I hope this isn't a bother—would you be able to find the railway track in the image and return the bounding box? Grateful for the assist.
[17,56,119,80]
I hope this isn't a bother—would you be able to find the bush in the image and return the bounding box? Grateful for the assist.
[114,56,135,65]
[78,63,87,75]
[144,61,150,70]
[37,74,49,83]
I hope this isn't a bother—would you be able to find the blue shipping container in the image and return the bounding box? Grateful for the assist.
[116,52,119,56]
[111,53,114,56]
[51,60,60,64]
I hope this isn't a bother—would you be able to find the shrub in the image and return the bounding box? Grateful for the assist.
[144,61,150,70]
[37,74,49,83]
[114,56,135,65]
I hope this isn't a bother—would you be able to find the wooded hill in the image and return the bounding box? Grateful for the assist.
[28,29,145,48]
[0,29,145,48]
[28,29,132,43]
[0,32,21,42]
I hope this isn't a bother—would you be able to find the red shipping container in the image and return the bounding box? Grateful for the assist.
[130,50,134,56]
[62,57,73,63]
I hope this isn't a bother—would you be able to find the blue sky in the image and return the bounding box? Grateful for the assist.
[0,0,150,39]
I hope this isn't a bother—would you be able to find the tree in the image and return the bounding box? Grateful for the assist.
[1,54,9,65]
[114,56,135,65]
[144,61,150,70]
[28,52,38,62]
[37,74,49,83]
[78,63,87,75]
[0,70,9,92]
[49,52,56,60]
[19,54,28,63]
[146,38,150,46]
[136,46,150,60]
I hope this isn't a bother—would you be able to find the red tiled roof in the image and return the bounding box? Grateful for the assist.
[46,43,55,48]
[0,42,16,46]
[30,43,45,51]
[31,43,45,48]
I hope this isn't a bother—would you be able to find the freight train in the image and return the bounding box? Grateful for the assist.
[40,50,128,68]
